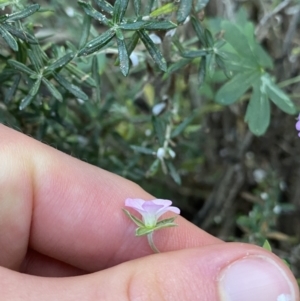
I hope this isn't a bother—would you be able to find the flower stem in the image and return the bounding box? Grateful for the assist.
[147,232,160,253]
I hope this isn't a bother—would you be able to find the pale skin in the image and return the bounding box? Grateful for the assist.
[0,124,299,300]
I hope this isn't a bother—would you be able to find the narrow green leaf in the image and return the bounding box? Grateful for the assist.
[94,0,114,15]
[31,44,48,68]
[191,16,206,46]
[204,28,214,47]
[152,115,165,146]
[145,20,177,31]
[131,145,155,155]
[79,13,92,49]
[120,20,176,31]
[65,63,96,87]
[122,209,144,227]
[263,74,296,114]
[206,53,216,78]
[53,72,89,101]
[15,41,28,64]
[195,0,209,11]
[4,74,21,103]
[144,0,155,15]
[7,59,35,76]
[115,32,139,66]
[47,52,74,72]
[126,31,139,56]
[0,24,18,51]
[91,56,101,102]
[7,4,40,21]
[113,0,129,24]
[19,77,42,110]
[133,0,141,16]
[168,58,191,74]
[150,3,176,17]
[215,54,231,78]
[182,49,207,58]
[138,30,167,72]
[198,56,206,84]
[146,159,160,177]
[3,24,37,44]
[177,0,192,23]
[42,78,63,101]
[29,77,42,96]
[78,0,110,26]
[27,49,41,72]
[215,70,260,105]
[19,94,34,110]
[245,80,270,136]
[118,20,143,31]
[172,111,197,138]
[166,161,181,185]
[116,34,129,76]
[78,29,115,56]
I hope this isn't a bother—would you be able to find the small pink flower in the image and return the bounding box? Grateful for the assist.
[125,198,180,227]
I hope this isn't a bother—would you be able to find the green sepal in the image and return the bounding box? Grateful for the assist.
[262,240,272,252]
[135,217,178,236]
[136,227,154,236]
[122,209,144,227]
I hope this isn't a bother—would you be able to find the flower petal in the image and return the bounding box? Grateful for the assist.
[125,198,145,211]
[156,206,180,219]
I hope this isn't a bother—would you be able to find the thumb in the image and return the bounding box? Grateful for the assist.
[2,243,299,301]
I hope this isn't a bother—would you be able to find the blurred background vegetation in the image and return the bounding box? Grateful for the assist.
[1,0,300,283]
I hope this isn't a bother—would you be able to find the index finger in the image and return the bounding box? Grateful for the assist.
[0,124,222,272]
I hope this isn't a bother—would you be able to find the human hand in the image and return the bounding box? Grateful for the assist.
[0,124,298,301]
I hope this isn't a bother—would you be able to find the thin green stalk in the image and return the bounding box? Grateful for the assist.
[147,232,160,253]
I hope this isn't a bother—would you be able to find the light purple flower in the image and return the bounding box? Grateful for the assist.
[125,198,180,228]
[296,114,300,137]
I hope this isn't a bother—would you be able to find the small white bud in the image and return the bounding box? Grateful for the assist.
[168,148,176,158]
[149,33,162,44]
[152,102,166,116]
[156,147,165,160]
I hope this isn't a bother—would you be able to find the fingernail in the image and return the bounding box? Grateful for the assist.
[218,256,296,301]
